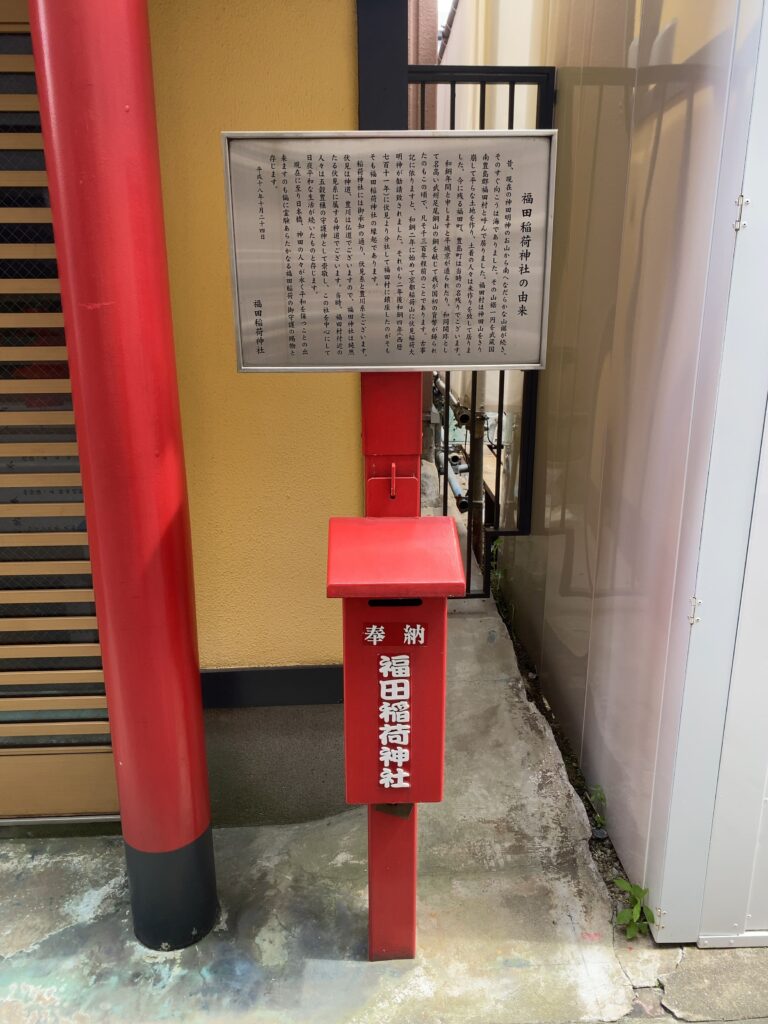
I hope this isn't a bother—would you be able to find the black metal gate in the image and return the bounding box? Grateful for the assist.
[407,64,556,597]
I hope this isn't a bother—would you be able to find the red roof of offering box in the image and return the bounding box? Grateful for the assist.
[327,516,466,599]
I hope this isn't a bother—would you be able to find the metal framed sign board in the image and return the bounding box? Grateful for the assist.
[223,131,556,372]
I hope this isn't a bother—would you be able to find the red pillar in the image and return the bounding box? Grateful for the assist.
[362,371,422,959]
[29,0,217,949]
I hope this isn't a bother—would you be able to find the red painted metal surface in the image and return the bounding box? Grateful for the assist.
[29,0,210,853]
[368,804,418,960]
[327,516,465,598]
[341,596,448,804]
[358,372,430,959]
[365,474,420,518]
[362,372,422,517]
[361,372,422,457]
[328,516,463,808]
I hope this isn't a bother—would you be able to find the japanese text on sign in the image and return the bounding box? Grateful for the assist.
[365,622,427,791]
[378,652,412,790]
[224,132,555,371]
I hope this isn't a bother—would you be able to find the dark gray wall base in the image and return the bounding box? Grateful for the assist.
[201,664,343,708]
[205,705,347,827]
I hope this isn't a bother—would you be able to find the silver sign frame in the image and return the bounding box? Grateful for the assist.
[223,130,557,373]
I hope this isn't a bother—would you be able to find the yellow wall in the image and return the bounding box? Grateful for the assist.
[149,0,362,669]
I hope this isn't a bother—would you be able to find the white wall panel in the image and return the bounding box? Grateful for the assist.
[695,0,768,941]
[582,0,744,891]
[498,0,763,938]
[645,0,765,941]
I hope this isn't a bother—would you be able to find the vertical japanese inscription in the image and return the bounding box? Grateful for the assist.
[365,622,427,791]
[228,134,553,369]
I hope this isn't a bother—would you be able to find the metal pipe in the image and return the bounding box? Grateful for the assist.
[434,373,470,426]
[436,451,469,512]
[29,0,217,951]
[517,370,539,534]
[468,373,486,581]
[442,372,450,516]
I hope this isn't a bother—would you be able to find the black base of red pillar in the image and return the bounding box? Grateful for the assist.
[124,825,218,950]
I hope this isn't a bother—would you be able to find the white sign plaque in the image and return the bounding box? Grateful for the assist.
[223,131,556,372]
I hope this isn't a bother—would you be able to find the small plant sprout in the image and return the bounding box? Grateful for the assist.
[614,877,655,939]
[588,784,606,828]
[489,538,504,598]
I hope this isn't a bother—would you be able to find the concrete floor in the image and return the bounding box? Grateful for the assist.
[1,599,767,1023]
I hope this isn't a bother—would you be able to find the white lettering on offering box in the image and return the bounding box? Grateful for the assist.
[362,622,427,790]
[224,132,555,371]
[378,653,412,790]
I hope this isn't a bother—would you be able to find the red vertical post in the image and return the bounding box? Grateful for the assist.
[368,803,418,959]
[362,371,422,959]
[29,0,217,949]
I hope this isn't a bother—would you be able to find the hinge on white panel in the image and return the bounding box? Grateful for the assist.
[734,194,749,232]
[688,597,702,625]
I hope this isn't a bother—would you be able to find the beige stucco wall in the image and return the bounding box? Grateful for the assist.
[149,0,363,670]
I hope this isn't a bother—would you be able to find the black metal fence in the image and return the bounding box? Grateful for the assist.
[407,64,556,597]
